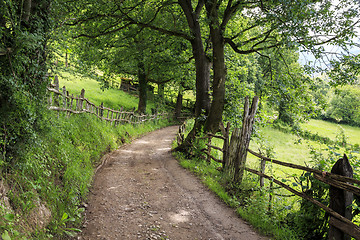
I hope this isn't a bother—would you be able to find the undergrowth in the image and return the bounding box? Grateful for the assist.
[174,119,360,240]
[0,110,171,239]
[174,150,298,239]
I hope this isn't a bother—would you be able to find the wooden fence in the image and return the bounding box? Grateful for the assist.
[177,96,360,240]
[47,76,170,125]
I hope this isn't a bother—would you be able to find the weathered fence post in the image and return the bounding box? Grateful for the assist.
[79,89,85,111]
[62,86,67,109]
[226,127,241,177]
[234,96,259,183]
[99,102,104,119]
[206,135,212,163]
[329,154,353,240]
[220,122,231,169]
[260,158,266,187]
[54,76,59,106]
[70,94,74,111]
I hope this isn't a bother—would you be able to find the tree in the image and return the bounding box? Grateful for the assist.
[62,2,193,114]
[326,86,360,125]
[202,0,359,132]
[0,0,52,162]
[62,0,359,143]
[260,49,315,125]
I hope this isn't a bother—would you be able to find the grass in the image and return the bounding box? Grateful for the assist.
[1,66,175,239]
[174,151,298,239]
[300,119,360,145]
[55,69,155,112]
[248,127,321,177]
[174,118,360,239]
[3,109,173,239]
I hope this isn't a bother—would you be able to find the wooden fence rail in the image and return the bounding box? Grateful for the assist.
[177,96,360,240]
[47,76,171,125]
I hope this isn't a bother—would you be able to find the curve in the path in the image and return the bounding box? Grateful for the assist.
[79,126,268,240]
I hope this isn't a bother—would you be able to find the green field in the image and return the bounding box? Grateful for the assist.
[247,122,360,177]
[301,119,360,145]
[247,127,320,180]
[54,70,155,112]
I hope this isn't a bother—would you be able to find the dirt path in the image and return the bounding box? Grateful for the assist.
[78,126,269,240]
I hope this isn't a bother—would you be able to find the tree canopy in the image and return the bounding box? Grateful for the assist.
[59,0,359,136]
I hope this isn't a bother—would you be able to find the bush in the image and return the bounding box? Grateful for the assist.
[326,86,360,126]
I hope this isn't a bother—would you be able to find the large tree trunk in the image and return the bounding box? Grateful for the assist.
[204,1,226,133]
[137,61,147,114]
[158,83,165,104]
[192,38,211,118]
[178,0,210,119]
[176,0,211,151]
[175,88,183,119]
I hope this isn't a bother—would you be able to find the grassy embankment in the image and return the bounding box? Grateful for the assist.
[175,119,360,239]
[0,71,172,240]
[57,70,156,112]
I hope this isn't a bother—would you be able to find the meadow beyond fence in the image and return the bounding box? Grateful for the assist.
[177,96,360,240]
[47,76,170,125]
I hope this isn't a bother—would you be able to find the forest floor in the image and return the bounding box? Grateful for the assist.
[77,126,269,240]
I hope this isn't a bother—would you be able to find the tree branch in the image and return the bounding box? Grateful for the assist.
[74,23,133,39]
[256,51,273,80]
[195,0,205,17]
[221,0,242,31]
[224,37,282,54]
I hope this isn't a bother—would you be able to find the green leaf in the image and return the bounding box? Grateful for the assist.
[292,182,298,187]
[64,230,77,237]
[61,213,68,221]
[2,230,11,240]
[4,214,14,222]
[67,228,82,232]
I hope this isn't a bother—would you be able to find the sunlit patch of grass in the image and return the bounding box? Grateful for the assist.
[55,69,155,112]
[300,119,360,145]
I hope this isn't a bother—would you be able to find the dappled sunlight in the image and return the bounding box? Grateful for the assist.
[157,147,171,151]
[119,149,134,153]
[168,209,191,223]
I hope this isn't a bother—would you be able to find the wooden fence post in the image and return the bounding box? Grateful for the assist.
[62,86,67,109]
[234,96,259,183]
[79,89,85,110]
[70,94,74,111]
[260,158,266,187]
[329,154,353,240]
[220,122,231,169]
[230,96,259,183]
[54,76,59,106]
[99,102,104,119]
[226,127,241,177]
[206,135,212,163]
